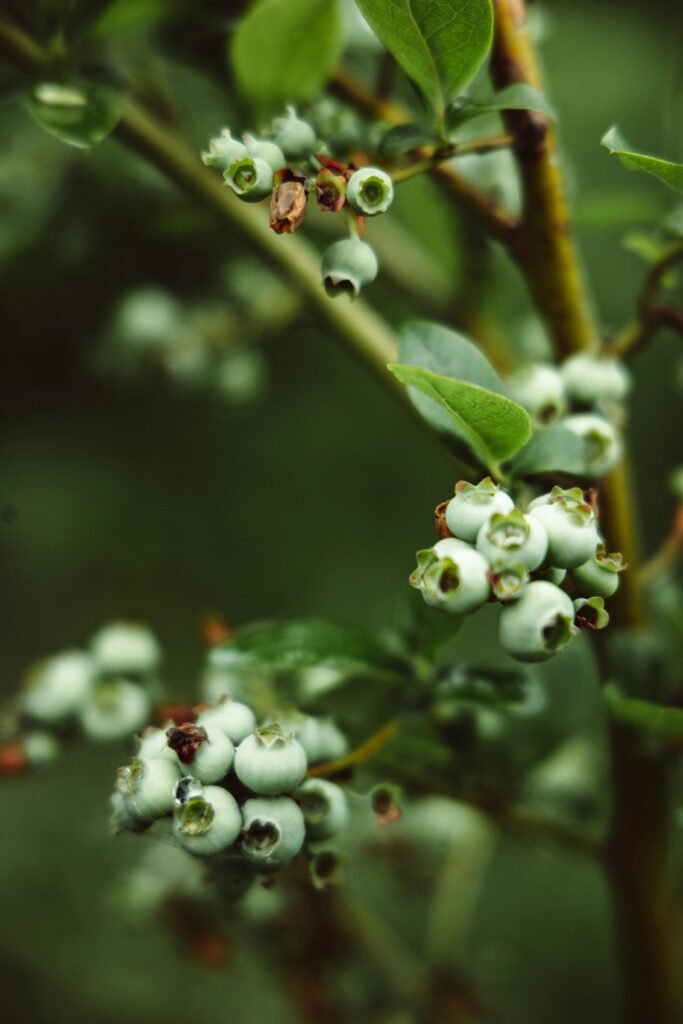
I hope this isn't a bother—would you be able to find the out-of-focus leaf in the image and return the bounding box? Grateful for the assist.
[230,0,341,109]
[601,127,683,194]
[605,683,683,738]
[26,80,121,149]
[509,425,587,478]
[378,123,439,158]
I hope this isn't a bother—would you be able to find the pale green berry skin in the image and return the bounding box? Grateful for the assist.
[418,543,491,615]
[295,778,350,841]
[561,354,631,404]
[572,554,621,598]
[178,725,235,784]
[506,363,567,423]
[314,718,349,763]
[266,711,323,763]
[173,786,242,856]
[22,650,94,723]
[118,756,181,821]
[79,680,151,741]
[242,133,285,173]
[321,239,378,298]
[346,167,394,216]
[90,622,161,676]
[499,581,576,662]
[476,512,548,572]
[529,501,599,569]
[135,725,179,763]
[234,730,307,795]
[241,796,306,869]
[445,482,515,542]
[196,698,256,745]
[201,130,248,172]
[225,156,273,202]
[272,110,317,160]
[561,413,622,478]
[23,730,60,766]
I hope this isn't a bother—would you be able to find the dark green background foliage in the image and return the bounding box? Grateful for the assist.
[0,1,681,1022]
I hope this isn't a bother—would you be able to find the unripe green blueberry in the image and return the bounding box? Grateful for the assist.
[272,107,317,160]
[79,679,151,741]
[505,363,567,423]
[234,724,307,795]
[135,724,179,763]
[528,487,599,568]
[498,581,576,662]
[534,566,567,586]
[173,785,242,856]
[487,561,529,602]
[561,353,631,404]
[242,133,286,173]
[22,650,94,723]
[476,509,548,572]
[321,238,378,298]
[117,755,181,821]
[90,622,161,676]
[195,697,257,745]
[295,778,350,841]
[201,129,248,172]
[561,413,622,478]
[241,796,306,869]
[110,790,148,834]
[410,540,491,614]
[265,709,323,763]
[314,718,349,763]
[346,167,394,216]
[310,98,362,154]
[166,723,234,784]
[445,478,515,542]
[115,288,182,350]
[224,156,273,202]
[572,548,625,598]
[574,596,610,631]
[23,730,60,767]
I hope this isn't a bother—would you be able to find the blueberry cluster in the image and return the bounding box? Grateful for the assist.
[112,697,350,890]
[411,478,624,662]
[202,107,393,298]
[506,353,631,478]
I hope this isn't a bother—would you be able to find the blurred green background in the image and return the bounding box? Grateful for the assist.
[0,1,682,1021]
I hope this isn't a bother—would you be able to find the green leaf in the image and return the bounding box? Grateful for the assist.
[210,618,402,679]
[231,0,341,109]
[601,127,683,195]
[26,80,122,149]
[388,363,531,474]
[355,0,494,124]
[449,83,556,129]
[378,123,439,158]
[605,684,683,738]
[509,425,587,478]
[399,319,504,392]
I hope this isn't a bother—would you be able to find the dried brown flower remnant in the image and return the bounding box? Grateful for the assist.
[270,169,308,234]
[167,723,208,764]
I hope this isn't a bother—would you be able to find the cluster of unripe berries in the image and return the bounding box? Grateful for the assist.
[202,107,394,299]
[412,478,625,662]
[506,352,631,478]
[112,698,350,889]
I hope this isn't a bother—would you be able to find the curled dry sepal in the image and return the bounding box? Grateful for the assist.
[411,477,622,663]
[110,697,352,901]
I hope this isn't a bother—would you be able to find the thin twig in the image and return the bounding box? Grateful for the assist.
[390,134,514,184]
[609,238,683,357]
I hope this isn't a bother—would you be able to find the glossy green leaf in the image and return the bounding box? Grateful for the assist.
[509,425,587,478]
[605,684,683,738]
[378,123,439,158]
[399,319,504,392]
[355,0,494,124]
[26,80,122,149]
[601,127,683,194]
[231,0,341,109]
[449,83,556,129]
[388,362,531,473]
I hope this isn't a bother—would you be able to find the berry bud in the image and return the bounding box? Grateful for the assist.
[234,724,307,795]
[195,697,256,745]
[201,129,248,172]
[224,156,273,202]
[272,107,317,161]
[574,596,610,631]
[22,650,94,723]
[241,796,306,869]
[498,581,576,662]
[476,509,548,571]
[561,353,631,405]
[572,547,625,598]
[242,133,285,173]
[561,414,622,478]
[321,238,378,298]
[528,487,599,568]
[80,679,151,741]
[166,723,234,784]
[445,478,515,542]
[117,755,181,821]
[487,561,529,602]
[90,622,161,677]
[173,785,242,856]
[295,778,350,841]
[505,363,566,423]
[410,539,490,614]
[346,167,394,216]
